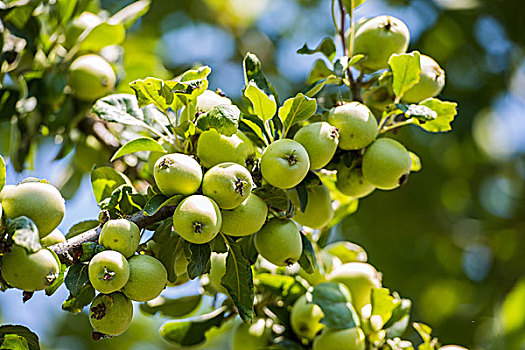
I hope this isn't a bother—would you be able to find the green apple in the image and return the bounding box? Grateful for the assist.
[208,252,227,294]
[254,218,302,266]
[1,182,65,238]
[98,219,141,258]
[88,250,130,294]
[89,292,133,336]
[197,129,255,169]
[0,184,15,201]
[361,138,411,190]
[148,139,177,172]
[289,183,333,229]
[328,262,382,313]
[290,294,325,341]
[196,89,232,113]
[293,122,339,170]
[68,54,116,101]
[328,102,378,150]
[260,139,310,189]
[40,229,66,247]
[172,195,222,244]
[1,246,59,291]
[336,166,375,198]
[313,327,366,350]
[402,54,445,103]
[202,162,254,209]
[153,153,203,196]
[65,12,102,48]
[122,255,167,302]
[221,194,268,237]
[352,15,410,72]
[232,318,270,350]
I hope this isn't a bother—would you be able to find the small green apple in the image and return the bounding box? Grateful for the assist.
[289,183,333,229]
[197,129,255,169]
[328,102,378,150]
[260,139,310,189]
[89,292,133,336]
[1,246,59,291]
[40,229,66,247]
[293,122,339,170]
[122,255,167,302]
[361,138,411,190]
[88,250,130,294]
[98,219,140,258]
[1,182,65,238]
[221,194,268,237]
[402,54,445,103]
[153,153,203,196]
[68,54,116,101]
[336,166,375,198]
[172,195,222,244]
[254,218,302,266]
[290,294,325,341]
[313,327,366,350]
[0,184,15,201]
[202,162,254,209]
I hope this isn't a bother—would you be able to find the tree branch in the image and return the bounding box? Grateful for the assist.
[49,206,177,265]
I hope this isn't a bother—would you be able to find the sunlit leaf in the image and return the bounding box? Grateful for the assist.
[244,83,277,121]
[111,137,167,161]
[388,51,421,100]
[297,37,336,62]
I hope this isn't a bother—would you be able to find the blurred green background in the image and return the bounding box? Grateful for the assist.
[2,0,525,349]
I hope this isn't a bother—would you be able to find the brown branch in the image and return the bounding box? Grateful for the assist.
[49,206,177,265]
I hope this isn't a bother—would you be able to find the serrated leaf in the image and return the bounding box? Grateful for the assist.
[307,59,334,85]
[384,299,412,338]
[0,325,40,350]
[130,78,176,112]
[279,93,317,137]
[140,294,202,318]
[195,105,240,136]
[65,220,100,239]
[415,99,458,132]
[297,233,316,274]
[79,21,125,52]
[388,51,421,100]
[244,83,277,121]
[409,151,421,172]
[0,154,5,191]
[221,238,254,322]
[311,282,360,329]
[243,53,278,103]
[92,94,146,126]
[186,243,211,279]
[111,137,167,162]
[109,0,151,28]
[8,217,41,253]
[297,38,336,62]
[90,167,131,204]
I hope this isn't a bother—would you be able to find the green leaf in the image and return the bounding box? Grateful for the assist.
[62,284,96,314]
[297,233,317,274]
[1,333,29,350]
[348,54,365,67]
[79,21,125,52]
[371,288,397,331]
[152,220,180,283]
[305,75,342,98]
[279,93,317,137]
[0,325,40,350]
[195,105,240,136]
[159,306,227,347]
[90,167,131,204]
[384,298,412,338]
[388,51,421,100]
[140,294,202,318]
[92,94,146,126]
[415,98,458,132]
[221,238,254,322]
[409,151,422,172]
[255,273,307,304]
[342,0,367,10]
[307,59,334,85]
[186,243,211,279]
[79,242,105,263]
[239,115,269,146]
[143,194,183,216]
[64,263,90,297]
[253,185,290,212]
[109,0,151,28]
[237,235,258,265]
[8,217,41,253]
[311,282,360,329]
[130,78,176,112]
[244,83,277,121]
[297,38,336,62]
[65,220,100,239]
[0,154,5,191]
[243,53,278,102]
[111,137,167,162]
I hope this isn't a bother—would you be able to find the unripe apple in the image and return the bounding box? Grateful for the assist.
[221,194,268,237]
[202,162,254,209]
[1,182,65,238]
[208,252,227,294]
[328,102,378,150]
[361,138,411,190]
[153,153,202,196]
[196,90,232,113]
[89,292,133,336]
[122,255,167,302]
[98,219,140,258]
[293,122,339,170]
[290,294,325,341]
[336,166,375,198]
[260,139,310,189]
[231,318,270,350]
[289,183,333,229]
[352,15,410,72]
[88,250,130,294]
[1,246,59,291]
[172,195,222,244]
[197,129,255,169]
[328,262,382,313]
[40,229,66,247]
[68,54,116,101]
[0,184,15,201]
[313,327,366,350]
[254,218,302,266]
[402,54,445,103]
